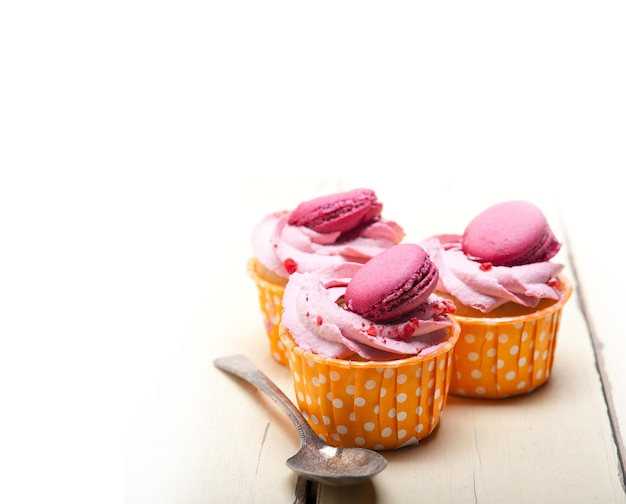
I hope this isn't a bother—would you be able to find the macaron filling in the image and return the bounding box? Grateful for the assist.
[515,230,561,265]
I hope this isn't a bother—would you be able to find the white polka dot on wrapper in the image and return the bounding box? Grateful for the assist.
[449,301,566,399]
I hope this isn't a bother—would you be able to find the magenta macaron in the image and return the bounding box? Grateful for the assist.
[345,243,439,323]
[288,188,383,234]
[461,200,561,267]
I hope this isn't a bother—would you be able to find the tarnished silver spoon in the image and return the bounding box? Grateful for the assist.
[214,354,388,486]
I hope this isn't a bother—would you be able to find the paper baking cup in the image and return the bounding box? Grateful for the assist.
[449,277,573,399]
[247,257,289,366]
[279,320,460,450]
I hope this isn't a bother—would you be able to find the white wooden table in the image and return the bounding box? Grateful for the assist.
[126,177,625,503]
[5,2,625,503]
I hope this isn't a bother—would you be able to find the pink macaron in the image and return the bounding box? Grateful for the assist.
[461,200,561,267]
[288,188,382,234]
[345,243,439,323]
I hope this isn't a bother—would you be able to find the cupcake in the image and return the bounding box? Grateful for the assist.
[249,188,405,365]
[420,200,573,399]
[279,243,460,450]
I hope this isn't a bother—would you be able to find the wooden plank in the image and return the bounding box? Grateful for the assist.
[558,190,626,482]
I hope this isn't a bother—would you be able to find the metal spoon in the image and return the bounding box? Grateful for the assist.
[214,354,388,486]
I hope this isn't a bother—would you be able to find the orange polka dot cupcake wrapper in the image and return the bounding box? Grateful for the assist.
[279,320,460,451]
[247,258,289,366]
[449,277,573,399]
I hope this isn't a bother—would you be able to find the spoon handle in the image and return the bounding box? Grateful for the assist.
[214,355,317,446]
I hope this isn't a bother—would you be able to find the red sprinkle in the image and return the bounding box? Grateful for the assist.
[548,278,560,289]
[402,323,415,340]
[479,262,493,271]
[366,326,377,336]
[283,258,298,274]
[316,315,323,326]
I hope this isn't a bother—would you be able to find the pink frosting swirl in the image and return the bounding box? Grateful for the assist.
[281,263,455,360]
[420,234,564,314]
[251,211,405,281]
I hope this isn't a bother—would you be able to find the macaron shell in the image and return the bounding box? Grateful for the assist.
[462,200,561,266]
[288,188,382,234]
[345,243,439,322]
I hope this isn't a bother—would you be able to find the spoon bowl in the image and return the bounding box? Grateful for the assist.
[214,354,388,486]
[286,439,388,486]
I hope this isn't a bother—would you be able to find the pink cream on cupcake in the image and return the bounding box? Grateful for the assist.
[251,188,405,284]
[420,201,565,315]
[281,244,456,361]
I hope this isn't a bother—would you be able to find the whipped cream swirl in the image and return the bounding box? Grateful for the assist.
[420,234,564,314]
[252,211,405,281]
[281,263,455,360]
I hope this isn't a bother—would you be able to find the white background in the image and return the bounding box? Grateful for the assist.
[1,1,625,503]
